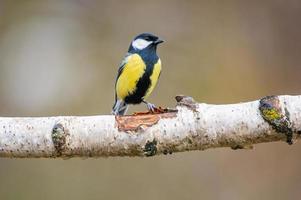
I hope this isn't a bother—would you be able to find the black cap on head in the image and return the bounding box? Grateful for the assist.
[129,33,164,52]
[135,33,158,41]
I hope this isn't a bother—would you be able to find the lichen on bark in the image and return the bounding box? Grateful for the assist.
[259,95,293,144]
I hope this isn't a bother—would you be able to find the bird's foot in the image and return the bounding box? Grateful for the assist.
[133,106,176,115]
[146,102,156,112]
[131,101,176,115]
[141,101,164,114]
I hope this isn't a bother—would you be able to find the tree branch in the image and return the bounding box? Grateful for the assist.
[0,95,300,158]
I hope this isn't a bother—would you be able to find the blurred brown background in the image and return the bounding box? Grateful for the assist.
[0,0,301,199]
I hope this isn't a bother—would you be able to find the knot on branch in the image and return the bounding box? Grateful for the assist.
[52,123,69,156]
[175,95,197,111]
[143,139,157,157]
[259,95,293,144]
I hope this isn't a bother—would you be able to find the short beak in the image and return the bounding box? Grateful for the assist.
[154,39,164,44]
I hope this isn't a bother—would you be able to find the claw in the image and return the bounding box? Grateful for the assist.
[132,100,174,115]
[146,102,156,112]
[133,106,176,115]
[142,100,157,113]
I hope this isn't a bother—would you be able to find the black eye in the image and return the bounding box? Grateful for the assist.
[144,37,151,41]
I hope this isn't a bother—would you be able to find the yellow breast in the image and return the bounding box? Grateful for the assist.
[144,59,162,99]
[116,54,146,100]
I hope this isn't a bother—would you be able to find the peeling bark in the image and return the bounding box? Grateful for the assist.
[115,111,177,132]
[0,95,300,158]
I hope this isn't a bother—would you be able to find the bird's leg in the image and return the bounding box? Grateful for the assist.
[142,100,157,113]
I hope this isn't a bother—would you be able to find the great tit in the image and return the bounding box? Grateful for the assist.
[112,33,164,115]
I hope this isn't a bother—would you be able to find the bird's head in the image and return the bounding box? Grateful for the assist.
[129,33,164,52]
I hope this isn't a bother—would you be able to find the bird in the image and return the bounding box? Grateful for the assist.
[112,33,164,115]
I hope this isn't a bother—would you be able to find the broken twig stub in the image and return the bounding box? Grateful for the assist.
[259,95,293,144]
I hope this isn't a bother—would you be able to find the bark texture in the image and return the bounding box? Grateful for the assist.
[0,95,300,158]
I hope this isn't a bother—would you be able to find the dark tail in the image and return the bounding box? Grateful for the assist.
[112,100,129,115]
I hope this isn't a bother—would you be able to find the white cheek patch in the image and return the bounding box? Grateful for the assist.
[132,39,152,50]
